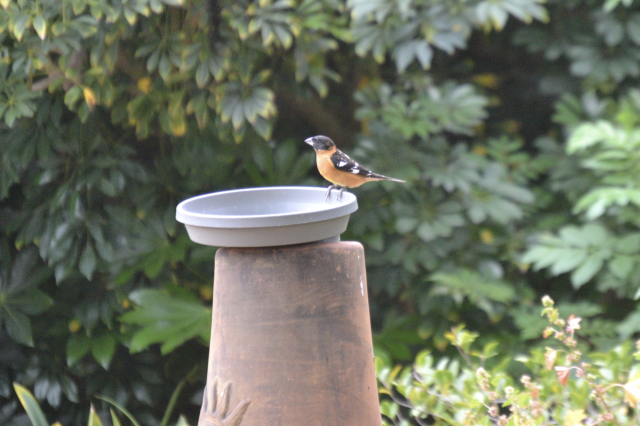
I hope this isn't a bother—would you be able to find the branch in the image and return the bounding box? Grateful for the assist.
[30,49,87,92]
[31,70,63,91]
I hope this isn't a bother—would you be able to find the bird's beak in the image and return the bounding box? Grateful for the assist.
[304,137,314,147]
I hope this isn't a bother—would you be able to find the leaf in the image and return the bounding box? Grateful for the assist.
[174,415,191,426]
[79,243,97,280]
[9,290,53,315]
[13,383,48,426]
[8,247,48,290]
[558,226,591,248]
[159,55,172,80]
[121,289,211,354]
[83,87,97,110]
[617,233,640,254]
[482,341,499,359]
[91,333,116,369]
[380,400,399,419]
[434,369,454,386]
[623,378,640,407]
[169,110,187,137]
[570,254,605,288]
[444,324,479,353]
[555,366,571,386]
[394,40,432,72]
[609,255,635,279]
[96,396,142,426]
[627,14,640,45]
[396,217,418,233]
[110,409,123,426]
[64,86,83,109]
[13,15,29,41]
[4,308,33,346]
[33,15,46,40]
[429,268,516,318]
[195,62,210,88]
[66,334,91,366]
[567,121,618,154]
[549,249,588,275]
[88,405,104,426]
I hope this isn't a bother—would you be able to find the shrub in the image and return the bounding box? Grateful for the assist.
[377,296,640,426]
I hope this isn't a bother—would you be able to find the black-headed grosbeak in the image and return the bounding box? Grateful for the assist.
[305,135,405,201]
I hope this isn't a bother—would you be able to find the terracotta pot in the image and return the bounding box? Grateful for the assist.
[198,241,381,426]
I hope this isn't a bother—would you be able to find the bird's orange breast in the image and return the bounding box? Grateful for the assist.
[316,153,368,188]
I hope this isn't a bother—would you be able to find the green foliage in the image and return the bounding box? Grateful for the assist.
[0,246,52,346]
[378,298,640,426]
[348,0,547,71]
[523,90,640,299]
[355,82,489,138]
[1,0,640,424]
[13,382,194,426]
[120,289,211,354]
[13,383,48,426]
[429,269,516,322]
[567,117,640,220]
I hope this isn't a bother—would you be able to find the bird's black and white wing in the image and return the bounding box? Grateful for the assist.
[330,150,375,177]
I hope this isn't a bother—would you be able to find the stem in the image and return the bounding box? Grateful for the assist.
[595,388,622,426]
[455,344,473,368]
[388,392,416,411]
[160,365,200,426]
[387,388,454,424]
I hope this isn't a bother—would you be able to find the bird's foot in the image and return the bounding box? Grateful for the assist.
[337,187,346,201]
[325,185,338,202]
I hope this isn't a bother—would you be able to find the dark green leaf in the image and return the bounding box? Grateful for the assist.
[91,333,116,369]
[8,290,53,315]
[66,333,91,366]
[79,243,97,280]
[4,308,33,346]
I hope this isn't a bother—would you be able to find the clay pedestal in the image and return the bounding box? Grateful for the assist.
[198,241,381,426]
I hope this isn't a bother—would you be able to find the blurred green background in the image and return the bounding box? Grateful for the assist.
[1,0,640,424]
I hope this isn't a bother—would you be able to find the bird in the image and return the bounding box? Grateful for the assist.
[304,135,405,201]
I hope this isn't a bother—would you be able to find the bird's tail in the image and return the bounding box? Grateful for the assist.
[367,173,405,183]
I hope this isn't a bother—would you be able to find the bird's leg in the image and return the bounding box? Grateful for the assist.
[337,187,346,201]
[325,184,338,202]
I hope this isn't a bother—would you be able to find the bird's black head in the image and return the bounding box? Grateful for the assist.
[304,135,336,152]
